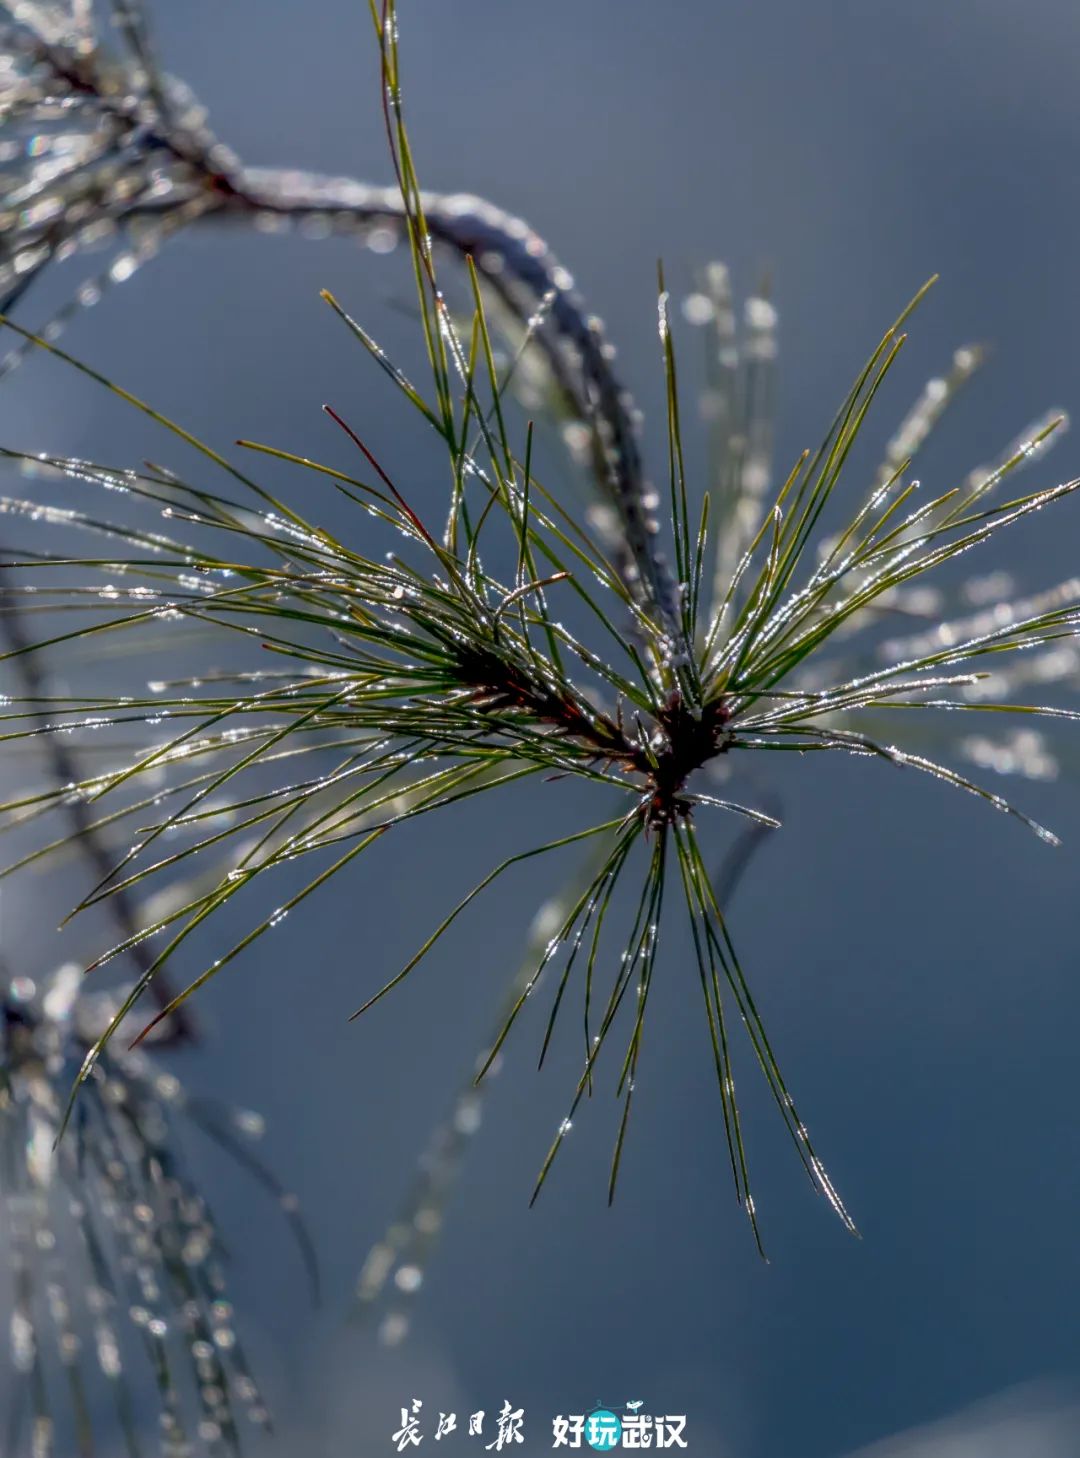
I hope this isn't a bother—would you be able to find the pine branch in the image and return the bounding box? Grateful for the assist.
[2,0,1079,1257]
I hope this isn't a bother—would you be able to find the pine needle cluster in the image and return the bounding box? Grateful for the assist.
[2,0,1079,1253]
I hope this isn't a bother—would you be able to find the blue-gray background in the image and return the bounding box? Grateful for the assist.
[4,2,1080,1454]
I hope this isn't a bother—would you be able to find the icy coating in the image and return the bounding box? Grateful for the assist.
[0,0,678,626]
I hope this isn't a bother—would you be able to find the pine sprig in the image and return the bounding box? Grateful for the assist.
[2,0,1079,1251]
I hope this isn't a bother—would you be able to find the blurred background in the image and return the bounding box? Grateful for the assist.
[2,2,1080,1454]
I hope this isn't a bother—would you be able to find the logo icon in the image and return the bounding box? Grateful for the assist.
[584,1408,623,1452]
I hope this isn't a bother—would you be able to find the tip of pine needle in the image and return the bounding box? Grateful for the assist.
[128,1007,169,1050]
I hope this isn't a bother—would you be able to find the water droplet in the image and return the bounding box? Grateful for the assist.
[394,1264,423,1293]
